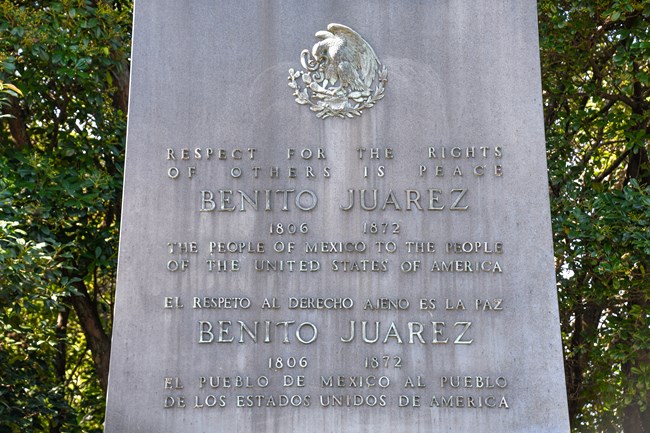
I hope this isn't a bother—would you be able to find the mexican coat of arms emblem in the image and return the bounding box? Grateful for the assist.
[288,23,388,119]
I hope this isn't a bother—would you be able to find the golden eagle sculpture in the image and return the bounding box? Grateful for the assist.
[289,23,387,119]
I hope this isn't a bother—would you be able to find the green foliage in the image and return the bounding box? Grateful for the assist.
[540,0,650,431]
[0,0,131,431]
[0,220,69,432]
[0,81,22,118]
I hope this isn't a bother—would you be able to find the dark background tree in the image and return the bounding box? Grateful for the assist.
[0,1,130,432]
[0,1,648,432]
[539,0,650,432]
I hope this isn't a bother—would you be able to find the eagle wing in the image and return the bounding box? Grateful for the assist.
[327,23,379,90]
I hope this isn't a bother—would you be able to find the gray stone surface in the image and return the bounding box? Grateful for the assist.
[104,1,571,432]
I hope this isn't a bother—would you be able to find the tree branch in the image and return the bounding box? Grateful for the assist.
[67,280,111,394]
[4,96,31,149]
[594,148,632,183]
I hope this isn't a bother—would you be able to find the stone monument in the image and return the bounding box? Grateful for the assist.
[105,1,571,432]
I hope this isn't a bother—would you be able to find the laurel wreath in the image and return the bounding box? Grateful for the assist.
[288,66,387,119]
